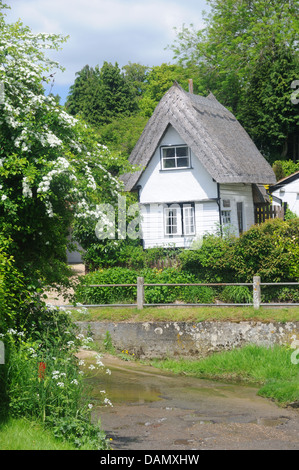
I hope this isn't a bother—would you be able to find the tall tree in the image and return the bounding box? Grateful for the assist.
[66,62,138,126]
[138,63,206,117]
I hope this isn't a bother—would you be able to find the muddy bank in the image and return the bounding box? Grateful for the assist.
[80,352,299,450]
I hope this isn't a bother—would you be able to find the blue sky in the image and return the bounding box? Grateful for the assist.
[5,0,208,103]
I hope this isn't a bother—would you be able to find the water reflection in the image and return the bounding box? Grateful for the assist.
[86,366,162,404]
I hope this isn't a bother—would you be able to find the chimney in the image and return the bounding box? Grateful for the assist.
[188,79,193,94]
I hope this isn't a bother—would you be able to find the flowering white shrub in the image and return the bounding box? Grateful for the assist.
[0,2,126,284]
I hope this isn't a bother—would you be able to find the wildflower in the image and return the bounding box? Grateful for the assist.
[88,403,93,409]
[38,362,46,380]
[88,364,95,370]
[106,368,111,375]
[71,379,79,385]
[57,382,64,387]
[103,398,113,407]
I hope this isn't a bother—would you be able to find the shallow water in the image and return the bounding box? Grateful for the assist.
[81,353,299,450]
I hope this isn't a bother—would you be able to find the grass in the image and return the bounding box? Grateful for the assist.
[70,305,299,323]
[149,344,299,406]
[0,418,78,450]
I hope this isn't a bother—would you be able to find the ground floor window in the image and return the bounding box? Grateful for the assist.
[164,203,195,237]
[164,207,179,235]
[221,210,231,226]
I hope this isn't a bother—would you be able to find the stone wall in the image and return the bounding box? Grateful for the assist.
[76,320,299,359]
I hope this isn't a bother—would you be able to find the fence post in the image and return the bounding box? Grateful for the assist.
[137,277,144,310]
[253,276,261,309]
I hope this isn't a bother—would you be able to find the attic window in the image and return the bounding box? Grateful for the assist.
[161,145,190,170]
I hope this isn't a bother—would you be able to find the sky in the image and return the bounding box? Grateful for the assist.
[4,0,209,104]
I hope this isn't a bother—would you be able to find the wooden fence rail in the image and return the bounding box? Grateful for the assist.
[77,276,299,310]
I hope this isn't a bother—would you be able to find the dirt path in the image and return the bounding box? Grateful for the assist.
[81,353,299,451]
[44,263,85,306]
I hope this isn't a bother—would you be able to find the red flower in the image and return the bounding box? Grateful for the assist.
[38,362,46,380]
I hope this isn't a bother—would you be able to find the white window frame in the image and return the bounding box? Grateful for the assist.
[183,206,195,235]
[161,145,191,170]
[221,210,231,226]
[164,206,181,236]
[164,203,195,237]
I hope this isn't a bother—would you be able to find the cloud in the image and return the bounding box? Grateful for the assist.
[4,0,207,100]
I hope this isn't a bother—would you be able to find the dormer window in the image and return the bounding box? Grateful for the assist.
[161,145,191,170]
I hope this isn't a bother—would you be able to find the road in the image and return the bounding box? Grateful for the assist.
[81,353,299,450]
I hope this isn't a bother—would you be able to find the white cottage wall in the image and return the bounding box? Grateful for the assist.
[137,126,218,204]
[219,184,255,235]
[271,179,299,216]
[137,126,220,248]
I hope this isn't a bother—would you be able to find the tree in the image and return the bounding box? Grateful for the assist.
[170,0,299,161]
[138,63,206,117]
[0,3,122,285]
[66,62,138,126]
[65,64,101,122]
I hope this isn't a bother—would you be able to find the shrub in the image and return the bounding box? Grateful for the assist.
[231,218,299,282]
[74,267,215,305]
[74,267,139,304]
[179,233,236,281]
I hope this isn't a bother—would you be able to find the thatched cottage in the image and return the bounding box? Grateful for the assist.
[121,82,276,248]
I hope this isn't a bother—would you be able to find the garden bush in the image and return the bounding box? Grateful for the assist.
[74,267,215,305]
[179,218,299,286]
[231,218,299,282]
[178,233,236,281]
[74,218,299,306]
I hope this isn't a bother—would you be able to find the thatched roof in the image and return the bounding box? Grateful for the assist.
[122,82,276,191]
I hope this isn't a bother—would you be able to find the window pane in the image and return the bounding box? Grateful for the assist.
[163,158,176,169]
[165,208,178,235]
[221,210,231,225]
[163,148,175,158]
[183,206,195,235]
[176,146,188,157]
[177,157,189,167]
[161,146,190,170]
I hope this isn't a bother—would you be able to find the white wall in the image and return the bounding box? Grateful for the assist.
[138,126,218,204]
[140,201,219,249]
[271,179,299,216]
[220,184,255,236]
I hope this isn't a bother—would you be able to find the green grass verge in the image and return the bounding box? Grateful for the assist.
[70,305,299,323]
[0,418,78,450]
[149,344,299,406]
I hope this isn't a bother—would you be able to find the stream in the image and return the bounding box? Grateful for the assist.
[80,352,299,451]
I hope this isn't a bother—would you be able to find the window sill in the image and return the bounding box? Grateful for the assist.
[160,167,193,172]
